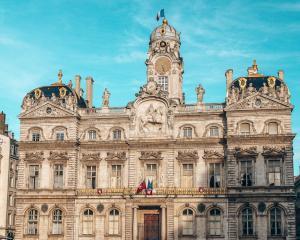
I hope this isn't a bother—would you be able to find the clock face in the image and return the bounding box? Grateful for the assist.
[155,57,171,75]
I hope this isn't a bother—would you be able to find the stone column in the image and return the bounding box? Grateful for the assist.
[161,206,167,240]
[85,76,94,108]
[75,75,81,96]
[133,206,138,240]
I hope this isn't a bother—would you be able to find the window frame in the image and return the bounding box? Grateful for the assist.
[86,165,97,189]
[110,164,122,188]
[181,163,194,188]
[51,208,63,235]
[88,130,97,140]
[240,122,251,135]
[208,208,222,236]
[108,209,121,235]
[28,165,40,190]
[183,127,193,138]
[267,159,282,186]
[239,159,255,187]
[269,207,284,236]
[53,164,64,189]
[240,207,255,236]
[82,209,94,235]
[26,209,39,235]
[158,76,169,91]
[208,163,222,188]
[209,126,219,137]
[181,208,195,236]
[112,129,122,140]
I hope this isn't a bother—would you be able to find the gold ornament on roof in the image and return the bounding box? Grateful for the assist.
[59,87,67,98]
[267,76,276,88]
[58,70,63,84]
[239,77,247,89]
[34,89,42,99]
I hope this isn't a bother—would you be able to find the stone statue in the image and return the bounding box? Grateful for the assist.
[247,83,256,96]
[228,86,238,104]
[68,80,73,88]
[23,95,33,111]
[261,82,269,95]
[66,93,74,110]
[41,93,47,103]
[51,93,58,103]
[195,84,205,104]
[139,104,164,133]
[278,83,285,101]
[102,88,110,107]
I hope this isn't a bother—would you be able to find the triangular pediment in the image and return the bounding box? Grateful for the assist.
[225,92,292,111]
[19,101,77,119]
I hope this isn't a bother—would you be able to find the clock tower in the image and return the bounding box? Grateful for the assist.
[146,18,183,104]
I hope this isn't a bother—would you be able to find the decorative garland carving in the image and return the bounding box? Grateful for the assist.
[139,151,162,161]
[24,152,44,161]
[203,150,224,160]
[105,152,127,161]
[262,146,285,157]
[48,151,68,161]
[176,151,199,162]
[234,147,258,157]
[82,153,101,161]
[135,80,168,99]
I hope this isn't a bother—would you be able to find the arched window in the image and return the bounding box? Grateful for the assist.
[108,209,120,235]
[268,122,278,134]
[240,123,250,135]
[183,127,193,138]
[208,208,222,236]
[182,208,194,235]
[82,209,93,235]
[29,127,43,142]
[270,207,283,236]
[209,126,219,137]
[241,208,254,236]
[112,129,122,140]
[27,209,38,235]
[88,130,97,140]
[52,209,63,234]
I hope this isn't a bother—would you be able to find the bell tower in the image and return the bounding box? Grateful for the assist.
[146,18,183,104]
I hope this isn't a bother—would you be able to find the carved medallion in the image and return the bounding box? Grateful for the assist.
[97,203,104,213]
[41,204,48,213]
[197,203,206,213]
[258,202,266,213]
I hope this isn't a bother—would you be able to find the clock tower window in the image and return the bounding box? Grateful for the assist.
[158,76,168,91]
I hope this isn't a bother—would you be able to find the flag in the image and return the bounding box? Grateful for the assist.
[136,180,146,194]
[156,9,165,21]
[146,179,153,195]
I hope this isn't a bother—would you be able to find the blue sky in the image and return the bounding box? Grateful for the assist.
[0,0,299,175]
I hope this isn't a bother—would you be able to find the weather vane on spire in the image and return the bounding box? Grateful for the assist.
[156,9,165,21]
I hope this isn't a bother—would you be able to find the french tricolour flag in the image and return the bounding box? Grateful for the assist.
[156,9,165,21]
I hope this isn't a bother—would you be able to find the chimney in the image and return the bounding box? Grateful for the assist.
[86,76,94,108]
[278,70,284,81]
[225,69,233,90]
[75,75,81,96]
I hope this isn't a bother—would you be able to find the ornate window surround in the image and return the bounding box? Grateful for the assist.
[105,207,122,237]
[81,127,101,141]
[27,127,45,141]
[80,207,95,236]
[236,120,256,135]
[177,124,198,138]
[203,150,224,188]
[237,203,257,237]
[48,206,65,236]
[262,119,283,135]
[203,123,224,137]
[107,127,127,141]
[176,151,198,188]
[50,126,68,141]
[105,152,127,188]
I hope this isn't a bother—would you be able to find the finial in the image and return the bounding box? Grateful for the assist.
[58,70,63,84]
[252,59,257,70]
[162,18,168,25]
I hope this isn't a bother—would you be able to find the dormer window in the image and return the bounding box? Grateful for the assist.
[209,126,219,137]
[158,76,168,91]
[32,133,40,142]
[183,127,192,138]
[88,130,97,140]
[113,129,121,140]
[268,122,278,135]
[56,132,64,141]
[240,123,250,135]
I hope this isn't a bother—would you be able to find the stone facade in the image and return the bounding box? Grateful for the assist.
[0,112,19,239]
[16,19,296,240]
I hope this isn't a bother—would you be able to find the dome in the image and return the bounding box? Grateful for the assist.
[25,84,87,108]
[150,19,180,44]
[230,76,284,92]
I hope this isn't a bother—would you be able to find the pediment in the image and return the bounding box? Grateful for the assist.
[225,92,292,111]
[19,102,77,119]
[48,151,68,161]
[139,151,162,161]
[203,150,224,159]
[176,151,199,162]
[105,152,127,161]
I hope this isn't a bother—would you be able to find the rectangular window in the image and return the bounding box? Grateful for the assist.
[268,160,281,185]
[240,160,253,187]
[145,164,157,188]
[54,164,64,189]
[113,130,121,140]
[209,127,219,137]
[181,164,193,187]
[29,165,39,189]
[88,130,97,140]
[209,163,221,188]
[111,165,122,188]
[56,132,64,141]
[183,127,192,138]
[158,76,168,91]
[240,123,250,135]
[86,166,97,189]
[32,133,40,142]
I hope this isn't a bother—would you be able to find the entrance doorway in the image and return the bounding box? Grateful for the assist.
[144,214,160,240]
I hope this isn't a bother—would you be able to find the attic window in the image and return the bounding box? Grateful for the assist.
[268,122,278,135]
[240,123,250,135]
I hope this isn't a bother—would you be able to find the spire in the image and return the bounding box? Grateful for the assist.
[247,59,262,77]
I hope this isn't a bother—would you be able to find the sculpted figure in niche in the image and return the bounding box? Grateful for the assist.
[139,104,164,133]
[195,84,205,104]
[247,83,256,96]
[277,83,286,102]
[23,95,33,111]
[66,93,74,110]
[41,93,47,103]
[102,88,110,107]
[228,86,238,104]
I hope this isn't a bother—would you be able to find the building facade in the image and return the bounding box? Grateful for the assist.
[295,176,300,240]
[16,19,296,240]
[0,112,19,239]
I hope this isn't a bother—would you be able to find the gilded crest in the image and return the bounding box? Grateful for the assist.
[238,77,247,89]
[59,87,67,98]
[34,88,42,99]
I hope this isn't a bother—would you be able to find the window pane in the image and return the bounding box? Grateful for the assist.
[240,123,250,135]
[29,165,39,189]
[209,163,221,188]
[183,127,192,138]
[86,166,96,189]
[240,160,253,186]
[210,127,219,137]
[268,122,278,134]
[158,76,168,91]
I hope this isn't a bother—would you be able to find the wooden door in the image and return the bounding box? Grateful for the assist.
[144,214,160,240]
